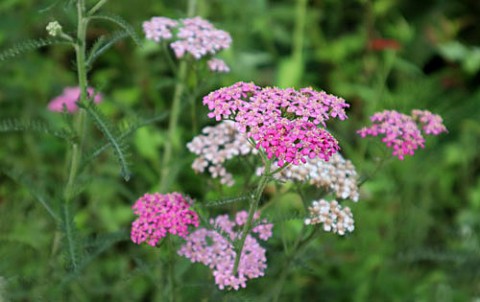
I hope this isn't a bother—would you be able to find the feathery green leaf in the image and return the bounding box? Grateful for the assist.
[59,202,82,273]
[79,101,132,181]
[202,194,253,207]
[86,30,130,68]
[0,38,69,61]
[90,13,142,46]
[80,112,168,170]
[0,118,71,140]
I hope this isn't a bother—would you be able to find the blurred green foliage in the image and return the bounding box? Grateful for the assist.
[1,0,480,301]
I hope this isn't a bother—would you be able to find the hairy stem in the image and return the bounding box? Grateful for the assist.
[232,159,272,275]
[159,60,187,193]
[64,0,89,203]
[88,0,109,16]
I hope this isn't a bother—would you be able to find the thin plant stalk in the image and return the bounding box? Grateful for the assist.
[232,159,272,275]
[159,0,197,192]
[64,0,89,203]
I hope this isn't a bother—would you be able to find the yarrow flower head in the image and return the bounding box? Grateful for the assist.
[143,16,231,69]
[46,21,62,37]
[203,82,350,166]
[305,199,354,235]
[48,86,102,113]
[262,153,359,201]
[131,192,199,247]
[178,211,273,290]
[357,109,447,160]
[187,121,257,186]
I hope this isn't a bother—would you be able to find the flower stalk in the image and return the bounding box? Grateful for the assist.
[64,0,89,203]
[232,158,272,275]
[159,0,197,193]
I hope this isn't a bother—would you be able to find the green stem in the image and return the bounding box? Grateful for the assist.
[232,159,272,275]
[158,0,196,193]
[159,60,187,193]
[64,0,89,203]
[88,0,109,16]
[167,236,177,302]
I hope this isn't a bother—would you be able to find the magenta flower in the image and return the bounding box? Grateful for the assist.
[131,192,199,247]
[48,86,102,113]
[357,110,447,160]
[202,82,349,166]
[143,16,232,61]
[178,211,273,290]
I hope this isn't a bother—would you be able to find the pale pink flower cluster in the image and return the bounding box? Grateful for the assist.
[357,110,447,160]
[131,193,199,247]
[305,199,354,235]
[263,153,359,201]
[48,86,102,113]
[178,211,273,290]
[207,58,230,73]
[143,16,232,63]
[143,17,178,42]
[187,121,257,186]
[203,82,350,166]
[411,109,448,135]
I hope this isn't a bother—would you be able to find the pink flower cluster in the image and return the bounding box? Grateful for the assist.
[305,199,354,236]
[131,193,199,247]
[203,82,350,166]
[48,86,102,113]
[357,110,447,160]
[143,16,232,62]
[411,109,448,135]
[178,211,273,290]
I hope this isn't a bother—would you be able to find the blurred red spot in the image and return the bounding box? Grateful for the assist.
[368,38,401,51]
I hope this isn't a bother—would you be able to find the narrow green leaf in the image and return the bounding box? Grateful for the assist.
[86,30,130,67]
[80,112,168,170]
[0,37,69,61]
[90,13,142,46]
[60,202,80,273]
[79,101,132,181]
[0,118,71,140]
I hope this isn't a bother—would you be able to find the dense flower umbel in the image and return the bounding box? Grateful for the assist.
[131,193,199,246]
[48,87,102,113]
[187,121,257,186]
[262,153,359,201]
[178,211,273,290]
[305,199,354,235]
[203,82,349,166]
[357,110,447,160]
[143,16,232,61]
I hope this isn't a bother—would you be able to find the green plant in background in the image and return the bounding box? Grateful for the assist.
[0,0,164,299]
[1,0,479,301]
